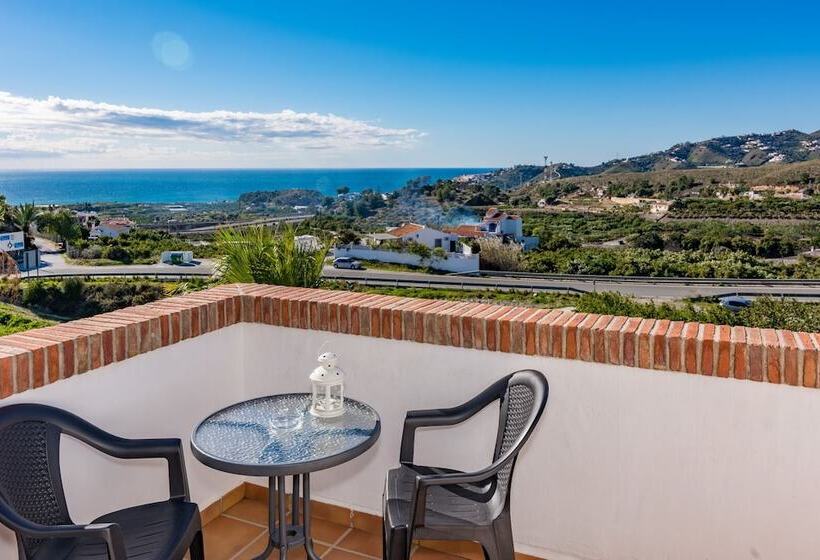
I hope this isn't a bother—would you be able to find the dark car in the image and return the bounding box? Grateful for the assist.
[719,295,752,312]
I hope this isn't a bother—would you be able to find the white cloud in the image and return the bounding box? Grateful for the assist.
[0,91,424,165]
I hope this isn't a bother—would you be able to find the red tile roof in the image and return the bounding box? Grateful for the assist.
[444,225,486,238]
[387,223,425,238]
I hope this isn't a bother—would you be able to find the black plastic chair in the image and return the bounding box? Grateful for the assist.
[0,403,204,560]
[383,370,548,560]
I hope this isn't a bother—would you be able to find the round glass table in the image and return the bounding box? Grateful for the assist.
[191,393,381,560]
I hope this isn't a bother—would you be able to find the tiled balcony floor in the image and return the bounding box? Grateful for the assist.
[201,496,475,560]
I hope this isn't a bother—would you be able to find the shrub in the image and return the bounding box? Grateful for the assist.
[102,245,132,263]
[406,241,432,262]
[81,245,103,259]
[60,278,85,302]
[22,280,50,306]
[477,238,522,271]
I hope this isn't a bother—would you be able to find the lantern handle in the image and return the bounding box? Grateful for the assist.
[316,340,332,358]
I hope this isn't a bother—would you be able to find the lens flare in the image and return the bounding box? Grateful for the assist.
[151,32,191,69]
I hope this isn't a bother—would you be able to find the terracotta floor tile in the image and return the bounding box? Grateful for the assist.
[323,549,376,560]
[310,518,351,545]
[202,516,265,560]
[412,547,466,560]
[351,511,382,535]
[225,498,272,526]
[234,534,328,560]
[418,540,484,560]
[335,528,382,558]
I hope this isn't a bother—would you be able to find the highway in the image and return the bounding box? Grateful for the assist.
[21,246,820,300]
[323,267,820,300]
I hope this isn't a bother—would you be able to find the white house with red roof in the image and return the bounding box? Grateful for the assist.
[449,208,539,250]
[384,223,463,253]
[336,222,479,272]
[89,217,135,239]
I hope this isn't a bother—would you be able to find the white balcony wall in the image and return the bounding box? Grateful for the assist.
[0,326,246,557]
[244,324,820,560]
[2,321,820,560]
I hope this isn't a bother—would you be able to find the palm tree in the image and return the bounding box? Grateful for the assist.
[215,224,328,287]
[39,209,82,249]
[11,203,41,249]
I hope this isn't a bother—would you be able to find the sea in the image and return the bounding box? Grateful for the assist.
[0,168,494,205]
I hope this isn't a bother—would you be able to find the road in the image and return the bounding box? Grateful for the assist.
[22,241,820,300]
[323,267,820,300]
[26,241,215,279]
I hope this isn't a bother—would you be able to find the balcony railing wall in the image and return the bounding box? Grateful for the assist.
[0,285,818,560]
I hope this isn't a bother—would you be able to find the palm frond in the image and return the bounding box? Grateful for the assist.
[215,224,329,287]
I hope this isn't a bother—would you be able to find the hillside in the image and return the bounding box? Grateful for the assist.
[512,159,820,202]
[473,129,819,194]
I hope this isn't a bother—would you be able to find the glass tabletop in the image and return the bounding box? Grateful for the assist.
[190,393,381,476]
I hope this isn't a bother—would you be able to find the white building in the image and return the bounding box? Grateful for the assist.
[385,223,463,253]
[89,218,134,239]
[340,223,478,273]
[160,250,194,265]
[451,208,539,251]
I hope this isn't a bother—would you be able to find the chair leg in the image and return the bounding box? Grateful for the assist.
[189,530,205,560]
[384,523,410,560]
[480,533,499,560]
[491,516,515,560]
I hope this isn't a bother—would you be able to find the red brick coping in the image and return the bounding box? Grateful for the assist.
[1,284,818,399]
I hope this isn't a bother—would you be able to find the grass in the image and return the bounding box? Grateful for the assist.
[64,257,127,266]
[0,302,54,336]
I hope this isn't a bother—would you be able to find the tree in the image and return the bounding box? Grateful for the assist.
[0,196,11,226]
[215,225,329,287]
[12,203,41,249]
[39,209,82,248]
[631,230,664,250]
[405,241,432,262]
[337,229,360,245]
[336,186,350,195]
[431,247,447,261]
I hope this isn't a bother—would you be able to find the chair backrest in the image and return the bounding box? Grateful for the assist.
[0,405,74,558]
[491,370,548,501]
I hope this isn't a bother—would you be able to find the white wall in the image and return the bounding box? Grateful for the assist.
[334,246,479,273]
[397,228,460,252]
[0,326,247,557]
[243,325,820,560]
[4,321,820,560]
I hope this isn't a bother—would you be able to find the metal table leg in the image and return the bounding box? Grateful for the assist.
[253,474,321,560]
[251,476,278,560]
[303,473,322,560]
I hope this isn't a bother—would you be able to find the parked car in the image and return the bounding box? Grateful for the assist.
[719,295,752,312]
[333,257,363,270]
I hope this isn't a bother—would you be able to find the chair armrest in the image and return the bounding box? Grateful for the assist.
[406,451,516,530]
[400,377,508,464]
[64,418,191,501]
[0,502,127,559]
[94,436,191,501]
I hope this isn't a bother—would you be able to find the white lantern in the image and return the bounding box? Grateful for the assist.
[309,352,345,418]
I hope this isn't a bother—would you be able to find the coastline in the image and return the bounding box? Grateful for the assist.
[0,167,495,205]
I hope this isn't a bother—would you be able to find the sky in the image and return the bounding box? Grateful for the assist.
[1,0,820,169]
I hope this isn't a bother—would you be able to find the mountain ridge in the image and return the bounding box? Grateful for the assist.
[485,128,820,188]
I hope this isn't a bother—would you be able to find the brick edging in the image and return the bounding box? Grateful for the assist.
[1,283,818,399]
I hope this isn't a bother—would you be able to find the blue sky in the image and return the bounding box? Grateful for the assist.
[1,0,819,169]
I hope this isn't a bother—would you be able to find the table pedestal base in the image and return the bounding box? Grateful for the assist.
[252,473,322,560]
